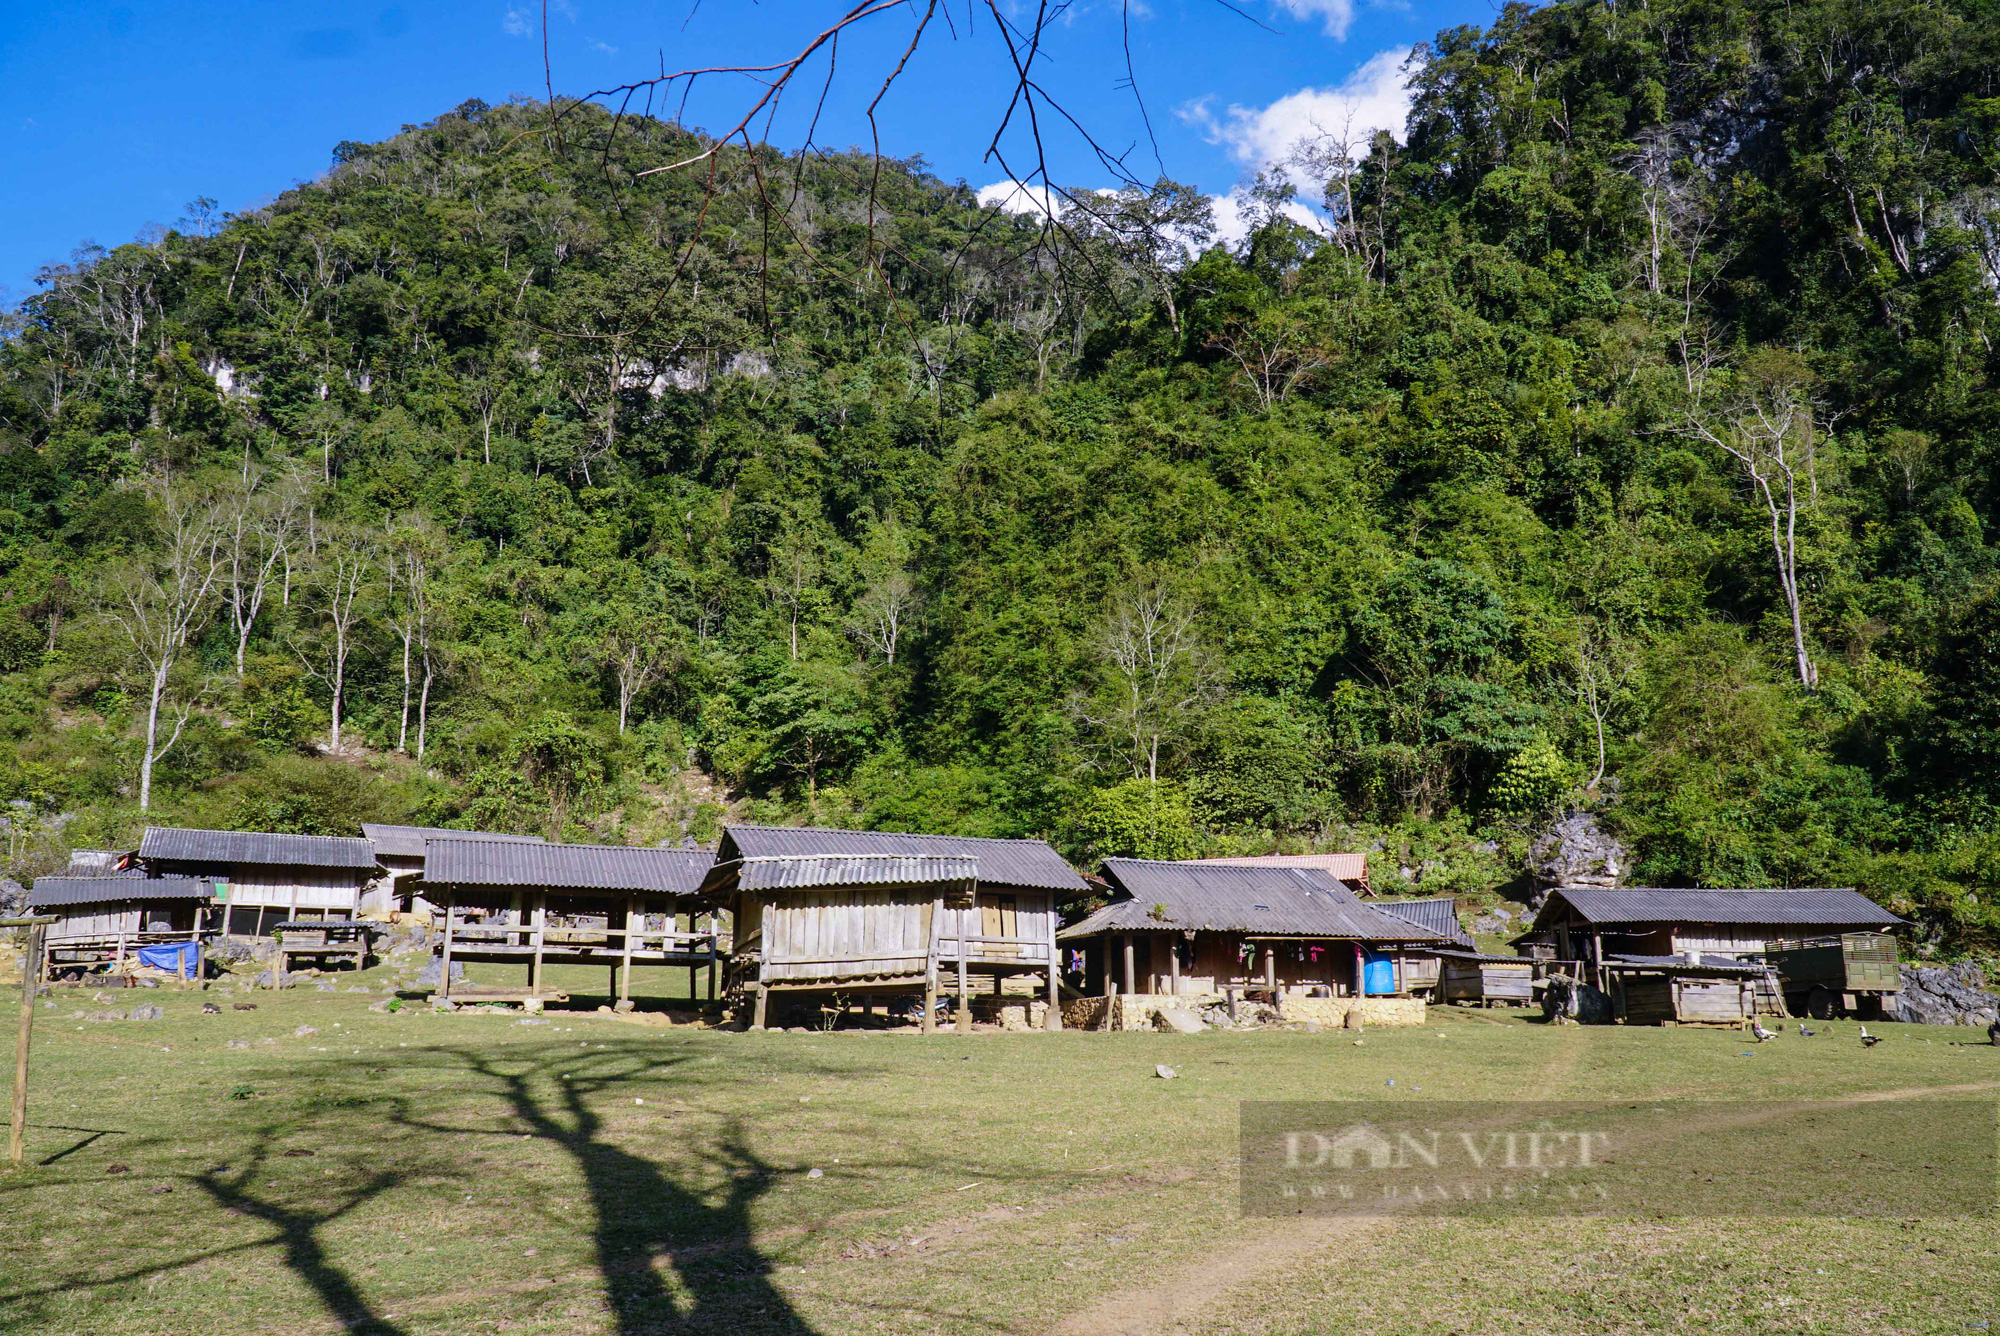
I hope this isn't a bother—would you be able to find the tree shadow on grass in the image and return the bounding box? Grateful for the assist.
[192,1134,416,1336]
[396,1043,821,1336]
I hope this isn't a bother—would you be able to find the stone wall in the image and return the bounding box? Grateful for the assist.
[1060,992,1428,1030]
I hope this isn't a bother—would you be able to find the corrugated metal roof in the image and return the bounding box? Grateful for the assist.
[737,854,977,892]
[424,839,714,894]
[29,876,210,908]
[139,827,379,870]
[720,825,1086,892]
[361,824,545,860]
[1058,861,1445,941]
[1191,852,1368,880]
[1534,887,1902,930]
[1377,897,1475,948]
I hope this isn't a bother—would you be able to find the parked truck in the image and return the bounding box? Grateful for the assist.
[1766,932,1901,1019]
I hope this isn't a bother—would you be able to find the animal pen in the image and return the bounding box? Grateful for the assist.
[27,873,213,979]
[701,825,1088,1031]
[1601,956,1768,1027]
[420,840,719,1009]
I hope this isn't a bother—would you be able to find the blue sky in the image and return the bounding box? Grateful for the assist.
[0,0,1496,299]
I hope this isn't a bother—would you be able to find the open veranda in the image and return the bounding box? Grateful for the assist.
[3,963,1996,1336]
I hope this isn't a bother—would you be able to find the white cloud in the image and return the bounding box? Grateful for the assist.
[1184,46,1413,172]
[1210,189,1330,249]
[501,6,529,36]
[591,38,617,54]
[1275,0,1355,40]
[976,180,1063,217]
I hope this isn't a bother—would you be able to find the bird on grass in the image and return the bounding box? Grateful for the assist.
[1859,1024,1882,1048]
[1796,1022,1815,1037]
[1750,1018,1778,1042]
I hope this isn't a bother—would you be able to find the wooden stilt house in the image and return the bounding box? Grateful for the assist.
[699,825,1088,1032]
[1057,860,1446,1001]
[421,839,717,1008]
[28,871,213,977]
[137,827,382,936]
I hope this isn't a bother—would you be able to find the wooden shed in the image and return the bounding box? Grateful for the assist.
[1529,886,1902,983]
[1601,956,1765,1027]
[1376,898,1477,995]
[699,825,1088,1032]
[1057,860,1446,1001]
[28,872,213,977]
[422,839,717,1009]
[137,827,382,936]
[1433,949,1537,1006]
[361,823,545,916]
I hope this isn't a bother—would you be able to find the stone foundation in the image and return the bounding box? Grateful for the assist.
[1060,992,1428,1030]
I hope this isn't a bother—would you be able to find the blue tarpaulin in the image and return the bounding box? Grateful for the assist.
[135,940,201,979]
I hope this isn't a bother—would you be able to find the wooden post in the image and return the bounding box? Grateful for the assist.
[529,892,547,1000]
[751,980,768,1031]
[1044,899,1062,1031]
[1262,944,1276,994]
[438,895,457,1001]
[955,914,971,1033]
[921,896,941,1034]
[1121,934,1135,998]
[618,896,636,1006]
[9,918,53,1167]
[1168,940,1181,997]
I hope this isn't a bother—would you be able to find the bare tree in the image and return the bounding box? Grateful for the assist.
[1206,307,1330,410]
[384,515,441,753]
[850,570,920,667]
[763,534,825,661]
[296,535,373,752]
[104,485,224,811]
[588,603,679,735]
[1073,580,1222,782]
[220,464,307,678]
[1680,353,1827,690]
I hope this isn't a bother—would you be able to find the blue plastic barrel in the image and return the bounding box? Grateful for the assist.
[1362,954,1396,995]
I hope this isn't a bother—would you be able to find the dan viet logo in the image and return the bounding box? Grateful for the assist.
[1283,1122,1613,1172]
[1242,1098,1996,1219]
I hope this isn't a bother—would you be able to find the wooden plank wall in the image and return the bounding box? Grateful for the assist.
[760,888,932,981]
[47,906,145,942]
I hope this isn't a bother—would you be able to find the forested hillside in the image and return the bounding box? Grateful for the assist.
[5,0,2000,949]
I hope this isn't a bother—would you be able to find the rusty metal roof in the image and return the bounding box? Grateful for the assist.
[1377,897,1475,948]
[361,824,544,860]
[736,854,978,892]
[30,876,210,908]
[718,825,1086,892]
[423,839,713,894]
[139,826,379,870]
[1059,861,1445,941]
[1190,852,1368,880]
[1534,887,1901,931]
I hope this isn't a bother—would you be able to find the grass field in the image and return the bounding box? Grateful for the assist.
[2,965,1995,1336]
